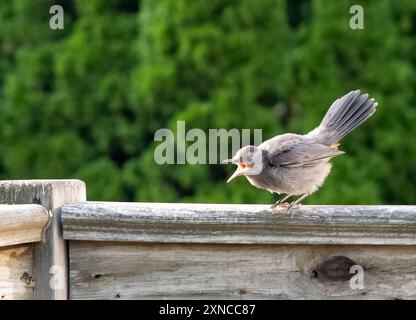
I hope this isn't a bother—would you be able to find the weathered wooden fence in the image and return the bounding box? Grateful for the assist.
[0,180,86,299]
[1,179,416,299]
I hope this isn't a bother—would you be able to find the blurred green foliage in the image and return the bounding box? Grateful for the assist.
[0,0,415,204]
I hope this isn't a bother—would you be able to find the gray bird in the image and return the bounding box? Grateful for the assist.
[224,90,377,211]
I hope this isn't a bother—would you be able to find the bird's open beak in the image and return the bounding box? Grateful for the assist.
[227,164,246,183]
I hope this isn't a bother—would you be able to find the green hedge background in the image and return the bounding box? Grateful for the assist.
[0,0,415,204]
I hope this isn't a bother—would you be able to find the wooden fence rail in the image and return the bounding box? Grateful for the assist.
[61,202,416,245]
[0,204,49,247]
[1,180,416,299]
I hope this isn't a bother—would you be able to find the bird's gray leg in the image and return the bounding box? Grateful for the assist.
[271,194,292,209]
[287,193,309,212]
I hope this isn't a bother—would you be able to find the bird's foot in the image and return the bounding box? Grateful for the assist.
[270,202,290,212]
[285,202,301,213]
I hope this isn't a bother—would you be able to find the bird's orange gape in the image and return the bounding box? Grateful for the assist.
[227,163,250,183]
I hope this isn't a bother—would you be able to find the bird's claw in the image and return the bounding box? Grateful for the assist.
[286,202,302,213]
[271,202,286,209]
[271,202,301,214]
[270,202,290,212]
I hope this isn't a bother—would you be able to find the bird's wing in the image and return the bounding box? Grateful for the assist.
[260,134,344,168]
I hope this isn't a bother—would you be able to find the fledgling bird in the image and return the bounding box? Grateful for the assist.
[224,90,377,211]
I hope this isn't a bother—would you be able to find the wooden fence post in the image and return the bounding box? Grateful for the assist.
[0,180,86,300]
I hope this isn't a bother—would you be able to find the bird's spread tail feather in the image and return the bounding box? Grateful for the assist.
[307,90,377,145]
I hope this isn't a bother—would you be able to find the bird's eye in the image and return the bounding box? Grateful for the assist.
[240,163,246,169]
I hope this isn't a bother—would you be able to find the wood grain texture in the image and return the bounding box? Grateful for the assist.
[61,202,416,245]
[0,244,34,300]
[69,241,416,300]
[0,180,86,300]
[0,205,49,247]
